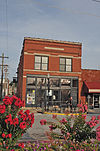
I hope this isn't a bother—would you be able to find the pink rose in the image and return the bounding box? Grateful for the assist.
[52,114,57,119]
[84,104,88,111]
[40,119,47,125]
[60,118,67,123]
[91,116,96,121]
[97,115,100,120]
[96,126,100,141]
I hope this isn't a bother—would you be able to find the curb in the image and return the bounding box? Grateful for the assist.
[44,112,82,116]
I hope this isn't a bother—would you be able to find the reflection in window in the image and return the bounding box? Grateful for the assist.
[27,89,35,105]
[60,58,72,72]
[35,56,48,70]
[50,78,60,87]
[61,79,71,87]
[37,78,45,86]
[61,89,71,103]
[27,77,36,86]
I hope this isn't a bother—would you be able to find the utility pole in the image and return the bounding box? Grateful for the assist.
[4,66,8,96]
[0,53,8,100]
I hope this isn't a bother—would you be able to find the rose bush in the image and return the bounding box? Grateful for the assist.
[0,95,34,150]
[40,103,100,150]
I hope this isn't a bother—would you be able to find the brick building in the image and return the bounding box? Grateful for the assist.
[81,69,100,109]
[17,37,100,109]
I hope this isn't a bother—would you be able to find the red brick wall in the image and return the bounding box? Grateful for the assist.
[73,58,81,72]
[49,56,59,71]
[82,69,100,82]
[24,55,34,69]
[23,38,82,73]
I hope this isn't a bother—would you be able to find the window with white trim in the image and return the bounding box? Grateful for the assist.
[60,57,72,72]
[34,56,48,70]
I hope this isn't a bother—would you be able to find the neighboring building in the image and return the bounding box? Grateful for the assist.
[9,77,17,96]
[81,69,100,109]
[17,37,100,109]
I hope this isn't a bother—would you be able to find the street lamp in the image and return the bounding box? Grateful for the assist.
[46,73,50,111]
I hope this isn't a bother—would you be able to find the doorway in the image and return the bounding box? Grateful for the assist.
[94,95,99,108]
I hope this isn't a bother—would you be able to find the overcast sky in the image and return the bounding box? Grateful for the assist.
[0,0,100,81]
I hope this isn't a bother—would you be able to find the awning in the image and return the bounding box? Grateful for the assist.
[84,81,100,93]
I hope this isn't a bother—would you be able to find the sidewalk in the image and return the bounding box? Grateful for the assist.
[22,107,100,114]
[87,108,100,114]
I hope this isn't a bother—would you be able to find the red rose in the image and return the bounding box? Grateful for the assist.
[18,109,23,115]
[21,114,26,121]
[18,143,24,148]
[2,133,5,138]
[5,114,13,125]
[8,133,12,138]
[14,99,24,108]
[6,134,9,138]
[3,96,12,105]
[0,105,6,114]
[6,133,12,138]
[20,122,26,129]
[13,118,19,126]
[24,110,30,115]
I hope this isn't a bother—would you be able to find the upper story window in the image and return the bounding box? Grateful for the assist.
[60,57,72,72]
[34,56,48,70]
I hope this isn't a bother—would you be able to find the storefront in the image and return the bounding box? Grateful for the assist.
[26,75,78,108]
[84,81,100,109]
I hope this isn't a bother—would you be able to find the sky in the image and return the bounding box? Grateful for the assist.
[0,0,100,81]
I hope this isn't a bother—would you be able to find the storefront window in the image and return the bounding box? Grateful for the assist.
[26,89,35,105]
[61,78,71,87]
[49,78,60,87]
[26,76,78,107]
[27,77,36,86]
[72,79,78,87]
[61,89,71,104]
[37,78,45,87]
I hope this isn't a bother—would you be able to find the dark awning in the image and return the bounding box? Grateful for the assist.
[84,81,100,93]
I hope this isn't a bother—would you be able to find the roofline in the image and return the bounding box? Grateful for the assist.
[82,68,100,71]
[24,37,82,46]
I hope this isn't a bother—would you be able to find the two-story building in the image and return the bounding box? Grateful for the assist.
[17,37,82,107]
[17,37,100,109]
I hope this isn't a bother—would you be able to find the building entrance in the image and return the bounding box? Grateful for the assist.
[87,94,100,109]
[94,95,99,108]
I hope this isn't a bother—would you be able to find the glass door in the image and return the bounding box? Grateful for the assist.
[94,95,99,108]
